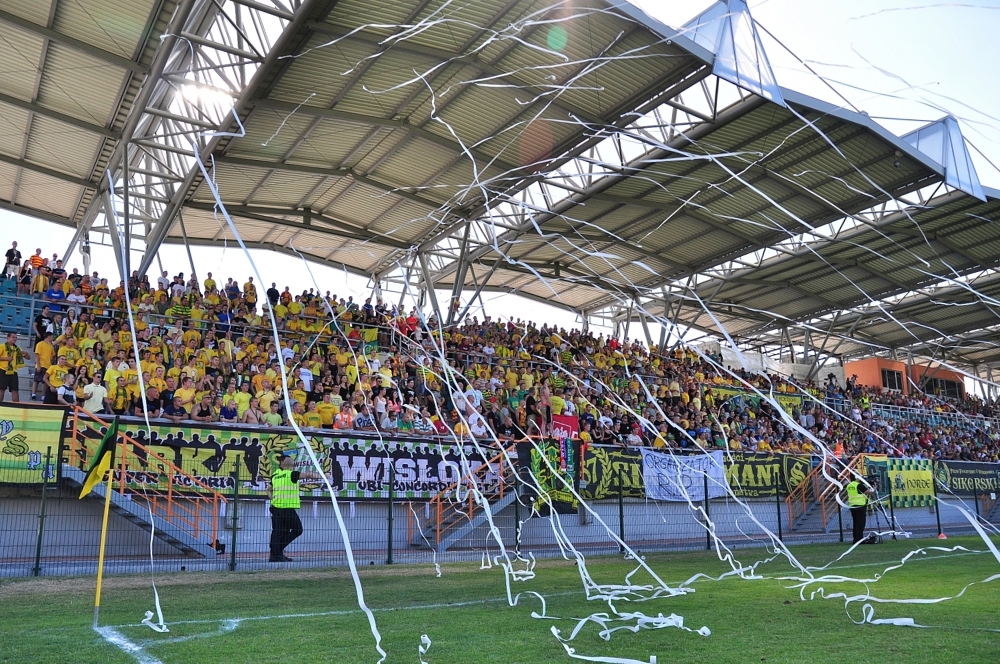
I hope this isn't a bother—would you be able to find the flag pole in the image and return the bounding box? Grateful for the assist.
[93,465,114,629]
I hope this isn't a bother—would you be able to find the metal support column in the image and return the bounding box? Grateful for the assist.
[659,298,669,350]
[178,212,198,285]
[122,157,131,278]
[101,190,125,282]
[447,223,472,326]
[419,252,443,325]
[638,301,654,349]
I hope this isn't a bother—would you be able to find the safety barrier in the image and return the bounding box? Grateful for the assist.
[785,455,862,532]
[414,443,517,551]
[65,407,227,553]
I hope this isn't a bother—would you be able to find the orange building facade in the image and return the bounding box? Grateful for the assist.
[843,358,966,398]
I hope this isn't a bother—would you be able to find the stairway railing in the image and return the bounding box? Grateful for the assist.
[66,407,227,547]
[786,454,863,530]
[421,443,517,546]
[814,455,864,531]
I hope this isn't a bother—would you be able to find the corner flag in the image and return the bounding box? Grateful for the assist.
[79,418,119,499]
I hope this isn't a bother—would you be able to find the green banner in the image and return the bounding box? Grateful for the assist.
[861,455,935,507]
[579,446,643,500]
[75,420,491,500]
[935,461,1000,496]
[577,446,809,499]
[0,404,64,483]
[526,439,578,514]
[702,385,803,414]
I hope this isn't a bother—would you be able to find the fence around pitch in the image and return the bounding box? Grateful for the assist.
[3,408,1000,578]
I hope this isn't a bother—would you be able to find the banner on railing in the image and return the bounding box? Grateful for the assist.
[934,460,1000,496]
[726,452,811,498]
[704,385,803,414]
[523,439,578,515]
[579,446,644,500]
[861,456,935,507]
[550,415,579,441]
[0,404,64,483]
[640,449,727,502]
[578,445,810,500]
[84,421,491,500]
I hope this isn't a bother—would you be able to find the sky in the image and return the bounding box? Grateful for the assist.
[1,0,998,338]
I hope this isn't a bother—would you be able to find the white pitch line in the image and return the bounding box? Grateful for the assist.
[112,592,580,629]
[95,626,164,664]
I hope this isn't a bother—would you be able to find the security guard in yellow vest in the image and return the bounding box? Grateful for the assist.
[845,475,870,544]
[268,453,322,562]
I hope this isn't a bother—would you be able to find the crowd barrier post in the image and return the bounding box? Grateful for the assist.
[617,466,625,553]
[513,483,521,554]
[386,462,395,565]
[972,483,980,519]
[886,478,897,540]
[932,461,944,537]
[703,473,710,551]
[837,498,844,542]
[773,469,783,541]
[32,446,52,577]
[228,456,240,572]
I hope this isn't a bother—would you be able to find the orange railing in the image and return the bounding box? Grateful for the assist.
[422,443,517,546]
[66,407,227,548]
[785,454,862,531]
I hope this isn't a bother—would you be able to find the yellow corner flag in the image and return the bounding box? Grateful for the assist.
[79,418,119,499]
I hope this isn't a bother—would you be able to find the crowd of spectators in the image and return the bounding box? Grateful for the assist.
[2,239,998,463]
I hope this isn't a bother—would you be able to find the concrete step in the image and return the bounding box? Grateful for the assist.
[411,489,519,553]
[62,465,217,558]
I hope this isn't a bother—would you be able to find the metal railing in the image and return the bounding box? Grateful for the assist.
[785,454,862,531]
[420,443,517,547]
[868,402,1000,431]
[65,406,226,548]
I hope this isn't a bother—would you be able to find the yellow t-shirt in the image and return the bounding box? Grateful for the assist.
[34,341,55,369]
[175,387,196,411]
[550,395,566,416]
[233,392,252,417]
[46,364,68,389]
[316,402,338,425]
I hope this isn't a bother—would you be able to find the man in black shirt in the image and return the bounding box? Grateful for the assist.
[498,415,523,441]
[4,241,21,279]
[133,386,162,418]
[33,306,52,346]
[50,260,66,284]
[266,282,280,306]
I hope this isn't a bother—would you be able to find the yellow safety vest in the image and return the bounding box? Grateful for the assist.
[271,469,300,509]
[846,480,867,508]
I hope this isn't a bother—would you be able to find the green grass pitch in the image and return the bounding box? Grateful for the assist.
[1,537,998,664]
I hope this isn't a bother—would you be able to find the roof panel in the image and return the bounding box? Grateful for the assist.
[35,43,121,126]
[24,114,102,178]
[52,0,152,58]
[14,169,80,217]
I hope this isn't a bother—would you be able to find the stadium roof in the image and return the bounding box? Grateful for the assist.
[2,0,999,370]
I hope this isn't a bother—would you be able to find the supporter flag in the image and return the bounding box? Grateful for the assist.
[79,418,119,499]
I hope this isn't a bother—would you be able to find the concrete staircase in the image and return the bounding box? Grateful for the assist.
[62,466,218,558]
[411,488,518,552]
[410,444,518,553]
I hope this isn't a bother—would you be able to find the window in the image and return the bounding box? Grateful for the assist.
[881,369,903,391]
[921,377,964,399]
